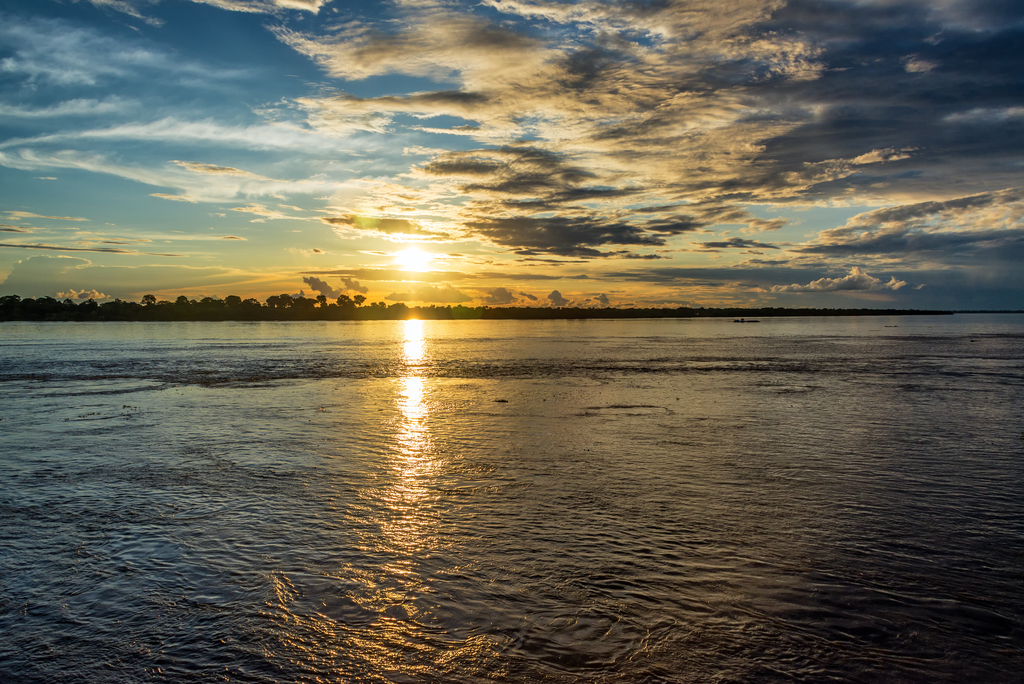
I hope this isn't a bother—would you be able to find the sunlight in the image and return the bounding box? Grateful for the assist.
[395,247,432,271]
[402,318,425,363]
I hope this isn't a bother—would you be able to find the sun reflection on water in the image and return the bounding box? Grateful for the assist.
[402,318,425,365]
[382,320,436,556]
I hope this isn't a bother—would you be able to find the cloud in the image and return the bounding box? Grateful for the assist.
[230,204,297,221]
[302,276,339,298]
[385,284,472,304]
[519,291,538,301]
[5,0,1023,307]
[0,148,346,206]
[466,215,666,256]
[547,290,569,307]
[56,287,108,300]
[338,276,368,294]
[741,218,788,234]
[308,269,469,283]
[770,267,908,293]
[699,237,780,250]
[4,211,87,221]
[0,225,35,233]
[172,161,272,178]
[595,293,610,306]
[903,56,939,73]
[0,98,133,118]
[482,287,516,305]
[796,189,1024,261]
[82,0,327,21]
[320,215,445,239]
[944,107,1024,125]
[275,12,547,83]
[0,16,243,86]
[0,242,182,256]
[1,118,348,154]
[189,0,328,12]
[272,0,1024,263]
[150,193,198,203]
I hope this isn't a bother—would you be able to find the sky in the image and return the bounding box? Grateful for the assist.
[0,0,1022,309]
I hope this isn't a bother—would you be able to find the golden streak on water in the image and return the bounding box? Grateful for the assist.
[402,318,426,364]
[383,320,435,555]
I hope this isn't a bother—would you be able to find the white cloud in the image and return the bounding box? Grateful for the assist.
[84,0,327,20]
[770,267,908,293]
[0,16,240,86]
[0,149,351,205]
[0,117,353,154]
[56,287,108,300]
[4,210,88,222]
[944,107,1024,125]
[903,56,939,73]
[150,193,198,203]
[0,98,134,118]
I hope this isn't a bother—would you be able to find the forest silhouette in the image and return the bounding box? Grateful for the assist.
[0,293,953,322]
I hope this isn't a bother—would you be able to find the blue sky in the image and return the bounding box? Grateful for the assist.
[1,0,1022,308]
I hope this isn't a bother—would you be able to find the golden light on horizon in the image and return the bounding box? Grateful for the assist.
[394,247,432,272]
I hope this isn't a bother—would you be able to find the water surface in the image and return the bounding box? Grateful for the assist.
[1,316,1022,682]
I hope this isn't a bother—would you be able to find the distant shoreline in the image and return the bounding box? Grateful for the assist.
[3,294,1013,322]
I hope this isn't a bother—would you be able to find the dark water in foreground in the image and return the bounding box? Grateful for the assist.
[1,315,1023,683]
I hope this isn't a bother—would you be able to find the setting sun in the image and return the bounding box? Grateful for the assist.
[395,247,432,272]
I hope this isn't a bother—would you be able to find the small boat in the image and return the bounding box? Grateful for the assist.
[733,318,761,323]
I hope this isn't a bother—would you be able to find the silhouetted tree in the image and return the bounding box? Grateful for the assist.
[292,296,317,311]
[266,293,293,309]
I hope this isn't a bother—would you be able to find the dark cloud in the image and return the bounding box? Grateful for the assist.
[428,146,598,198]
[482,287,516,305]
[339,276,368,294]
[796,227,1024,260]
[467,216,665,256]
[795,189,1024,262]
[302,276,339,298]
[547,290,569,307]
[518,291,538,301]
[700,237,780,250]
[595,293,610,306]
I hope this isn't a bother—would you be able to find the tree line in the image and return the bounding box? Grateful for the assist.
[0,293,952,322]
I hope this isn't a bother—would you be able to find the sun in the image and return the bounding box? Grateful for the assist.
[395,247,432,271]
